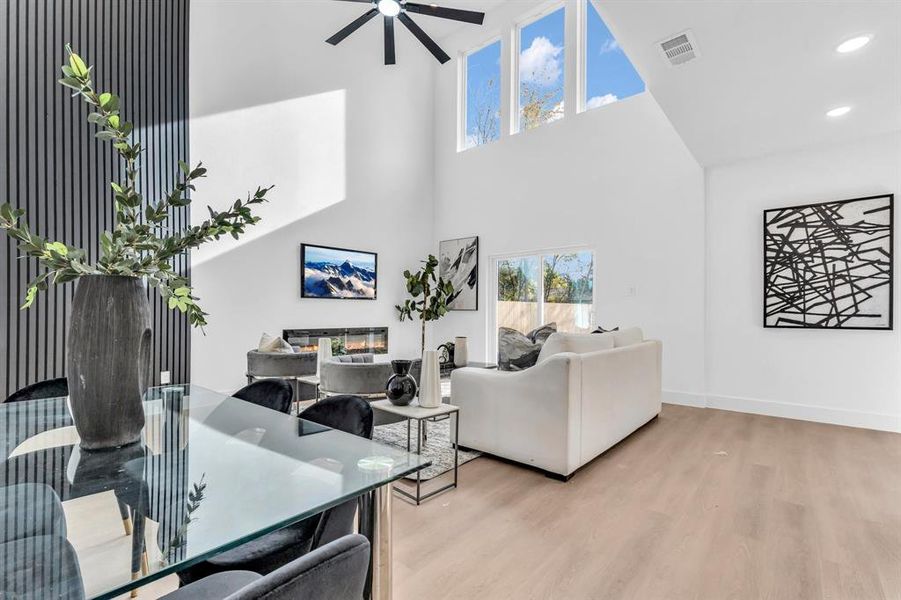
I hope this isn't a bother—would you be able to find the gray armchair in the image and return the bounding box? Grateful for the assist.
[246,350,317,401]
[319,355,402,426]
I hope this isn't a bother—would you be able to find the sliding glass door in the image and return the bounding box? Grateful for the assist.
[492,249,595,356]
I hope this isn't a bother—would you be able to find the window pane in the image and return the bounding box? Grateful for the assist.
[519,7,565,131]
[543,251,594,332]
[585,1,644,111]
[464,40,501,149]
[497,257,540,333]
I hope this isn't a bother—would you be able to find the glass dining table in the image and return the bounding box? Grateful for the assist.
[0,385,428,600]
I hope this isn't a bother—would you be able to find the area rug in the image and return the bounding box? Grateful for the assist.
[373,417,481,481]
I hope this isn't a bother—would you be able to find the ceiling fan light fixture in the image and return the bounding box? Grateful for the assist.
[377,0,402,17]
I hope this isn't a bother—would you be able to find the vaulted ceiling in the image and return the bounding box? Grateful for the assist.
[597,0,901,166]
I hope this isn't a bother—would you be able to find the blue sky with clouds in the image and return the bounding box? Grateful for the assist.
[465,3,645,145]
[304,246,375,270]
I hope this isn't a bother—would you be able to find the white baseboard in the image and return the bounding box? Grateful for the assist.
[662,389,900,433]
[662,390,707,408]
[706,393,901,433]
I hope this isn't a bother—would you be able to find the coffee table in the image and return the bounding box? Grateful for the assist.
[370,400,460,505]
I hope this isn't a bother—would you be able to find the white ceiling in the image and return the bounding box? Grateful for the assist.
[323,0,506,53]
[596,0,901,166]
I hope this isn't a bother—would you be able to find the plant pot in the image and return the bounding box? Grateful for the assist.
[67,275,152,450]
[418,350,442,408]
[385,360,417,406]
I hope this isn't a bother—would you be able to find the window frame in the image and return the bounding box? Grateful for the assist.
[510,0,567,135]
[487,245,597,362]
[457,35,503,152]
[579,0,647,114]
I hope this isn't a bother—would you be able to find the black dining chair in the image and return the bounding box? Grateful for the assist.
[232,379,294,414]
[177,396,374,586]
[162,534,370,600]
[0,534,86,600]
[4,377,69,404]
[0,483,68,543]
[4,378,135,537]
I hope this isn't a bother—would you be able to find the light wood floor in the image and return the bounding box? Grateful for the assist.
[392,404,901,600]
[70,404,900,599]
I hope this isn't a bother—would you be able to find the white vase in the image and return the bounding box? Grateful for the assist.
[454,336,468,367]
[418,350,442,408]
[316,337,333,378]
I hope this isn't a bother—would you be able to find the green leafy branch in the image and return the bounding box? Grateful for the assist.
[395,255,454,354]
[160,474,207,563]
[0,45,273,328]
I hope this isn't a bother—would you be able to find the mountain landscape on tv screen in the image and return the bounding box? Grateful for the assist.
[304,259,376,299]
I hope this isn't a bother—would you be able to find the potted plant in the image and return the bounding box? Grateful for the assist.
[395,255,454,407]
[0,45,272,450]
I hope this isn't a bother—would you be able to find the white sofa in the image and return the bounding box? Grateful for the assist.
[451,327,661,479]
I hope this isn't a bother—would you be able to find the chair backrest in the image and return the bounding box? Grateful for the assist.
[299,396,373,548]
[246,350,316,378]
[227,534,370,600]
[5,378,69,404]
[333,353,374,363]
[233,379,294,414]
[299,395,374,440]
[319,361,392,395]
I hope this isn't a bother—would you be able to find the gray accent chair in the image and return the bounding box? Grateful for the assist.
[161,534,371,600]
[319,355,402,426]
[246,350,317,401]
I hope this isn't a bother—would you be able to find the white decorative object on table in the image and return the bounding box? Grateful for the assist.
[418,350,442,408]
[316,337,333,378]
[453,336,468,367]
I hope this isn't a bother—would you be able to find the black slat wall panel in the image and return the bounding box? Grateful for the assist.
[0,0,191,399]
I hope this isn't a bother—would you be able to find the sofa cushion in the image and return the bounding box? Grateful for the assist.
[258,332,294,354]
[611,327,643,348]
[537,332,615,362]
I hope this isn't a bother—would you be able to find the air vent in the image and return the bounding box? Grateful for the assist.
[657,30,699,67]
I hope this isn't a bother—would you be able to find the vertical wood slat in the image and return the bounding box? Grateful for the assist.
[0,0,191,399]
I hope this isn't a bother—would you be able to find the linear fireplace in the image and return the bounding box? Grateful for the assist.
[282,327,388,355]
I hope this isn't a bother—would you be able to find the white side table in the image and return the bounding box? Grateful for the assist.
[370,399,460,505]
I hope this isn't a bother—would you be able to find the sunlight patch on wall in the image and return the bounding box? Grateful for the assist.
[190,90,347,266]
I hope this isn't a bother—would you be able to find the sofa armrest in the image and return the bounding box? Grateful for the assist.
[450,354,582,475]
[578,340,662,461]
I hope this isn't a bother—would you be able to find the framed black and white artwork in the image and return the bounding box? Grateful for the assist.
[439,236,479,311]
[763,194,893,330]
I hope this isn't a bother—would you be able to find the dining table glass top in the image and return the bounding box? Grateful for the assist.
[0,384,428,599]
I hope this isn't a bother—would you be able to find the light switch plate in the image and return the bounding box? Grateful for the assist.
[160,370,171,384]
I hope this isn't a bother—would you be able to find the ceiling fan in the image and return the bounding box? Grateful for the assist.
[326,0,485,65]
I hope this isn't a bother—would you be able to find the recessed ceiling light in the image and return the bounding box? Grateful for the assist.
[836,35,872,53]
[826,106,852,118]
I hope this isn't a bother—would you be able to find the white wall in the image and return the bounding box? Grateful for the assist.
[189,1,437,392]
[706,132,901,432]
[431,0,707,403]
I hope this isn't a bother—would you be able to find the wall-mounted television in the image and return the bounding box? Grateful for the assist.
[300,243,377,300]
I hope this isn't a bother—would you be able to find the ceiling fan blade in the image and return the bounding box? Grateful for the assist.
[404,3,485,25]
[326,8,379,45]
[397,13,450,64]
[332,0,374,3]
[384,16,396,65]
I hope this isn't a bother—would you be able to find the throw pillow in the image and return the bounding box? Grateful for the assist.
[258,332,294,354]
[498,323,556,371]
[527,322,557,344]
[591,325,619,334]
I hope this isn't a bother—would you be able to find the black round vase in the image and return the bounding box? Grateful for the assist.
[386,360,417,406]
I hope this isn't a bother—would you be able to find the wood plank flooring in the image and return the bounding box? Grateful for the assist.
[392,404,901,600]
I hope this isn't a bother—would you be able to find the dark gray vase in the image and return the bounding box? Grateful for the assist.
[67,275,152,450]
